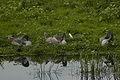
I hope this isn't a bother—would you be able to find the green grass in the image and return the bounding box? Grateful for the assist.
[0,0,120,57]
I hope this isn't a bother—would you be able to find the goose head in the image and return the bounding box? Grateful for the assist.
[106,31,114,41]
[61,33,66,40]
[22,35,29,41]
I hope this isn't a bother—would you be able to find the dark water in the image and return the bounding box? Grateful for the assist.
[0,55,120,80]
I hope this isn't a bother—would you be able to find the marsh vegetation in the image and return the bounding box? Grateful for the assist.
[0,0,120,79]
[0,0,120,55]
[0,55,120,80]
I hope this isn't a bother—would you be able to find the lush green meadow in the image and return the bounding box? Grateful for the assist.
[0,0,120,57]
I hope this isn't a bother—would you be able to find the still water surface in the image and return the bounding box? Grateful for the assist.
[0,56,120,80]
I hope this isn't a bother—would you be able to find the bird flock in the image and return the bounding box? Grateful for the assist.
[7,30,115,51]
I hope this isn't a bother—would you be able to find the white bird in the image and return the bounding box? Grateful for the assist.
[99,31,114,46]
[68,31,73,39]
[69,33,73,39]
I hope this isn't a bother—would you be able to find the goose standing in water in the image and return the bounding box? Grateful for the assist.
[44,32,66,45]
[99,31,114,46]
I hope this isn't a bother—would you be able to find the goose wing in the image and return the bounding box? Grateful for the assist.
[46,37,59,44]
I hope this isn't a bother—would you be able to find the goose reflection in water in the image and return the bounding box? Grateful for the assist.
[0,56,119,80]
[103,55,114,67]
[45,57,67,67]
[99,30,115,46]
[12,57,30,67]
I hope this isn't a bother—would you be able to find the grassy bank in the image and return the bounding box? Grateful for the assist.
[0,0,120,55]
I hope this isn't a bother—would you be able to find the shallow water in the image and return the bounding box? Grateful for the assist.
[0,56,120,80]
